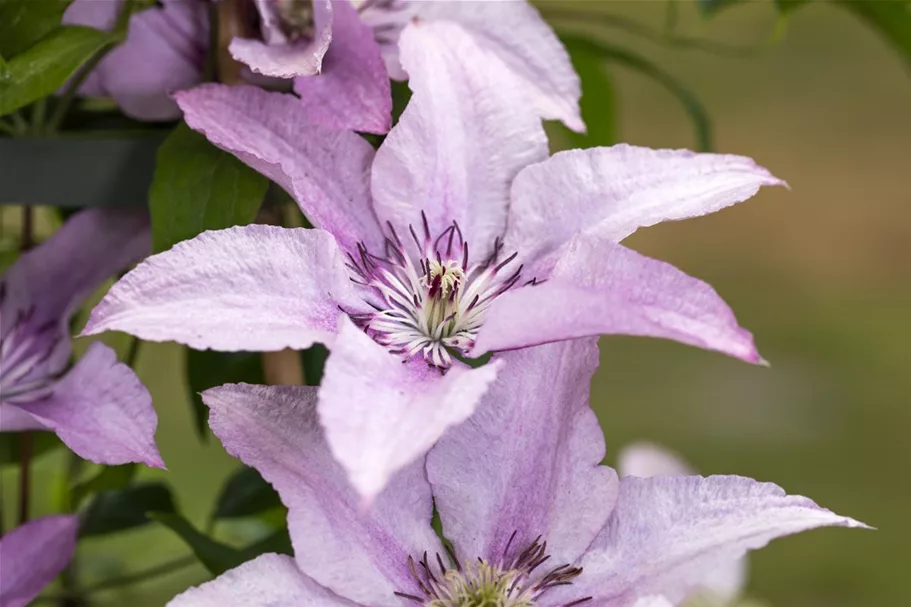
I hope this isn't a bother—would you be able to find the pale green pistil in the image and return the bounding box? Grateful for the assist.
[426,561,535,607]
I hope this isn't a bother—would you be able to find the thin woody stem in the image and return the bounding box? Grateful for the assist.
[17,205,34,525]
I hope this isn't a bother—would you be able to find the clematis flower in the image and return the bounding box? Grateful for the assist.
[168,338,865,607]
[1,209,162,468]
[63,0,208,121]
[221,0,583,134]
[0,515,78,607]
[618,442,748,607]
[84,20,782,498]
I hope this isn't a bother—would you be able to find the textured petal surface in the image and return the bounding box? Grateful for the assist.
[0,515,78,607]
[83,226,360,351]
[427,338,618,567]
[204,383,441,607]
[319,316,502,502]
[167,553,352,607]
[415,0,583,131]
[617,443,747,604]
[371,20,547,259]
[175,84,382,252]
[293,0,391,134]
[474,235,761,363]
[0,407,46,432]
[569,475,868,606]
[64,0,207,120]
[505,145,786,266]
[1,208,149,382]
[230,0,332,78]
[13,342,162,468]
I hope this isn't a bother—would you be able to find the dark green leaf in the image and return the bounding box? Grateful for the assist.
[0,0,72,59]
[150,512,246,575]
[391,79,412,125]
[0,432,62,465]
[80,482,176,537]
[151,512,291,575]
[0,54,10,83]
[0,25,114,117]
[149,122,269,253]
[301,344,328,386]
[212,466,282,520]
[71,464,137,507]
[557,35,712,151]
[837,1,911,65]
[186,349,266,440]
[560,38,617,148]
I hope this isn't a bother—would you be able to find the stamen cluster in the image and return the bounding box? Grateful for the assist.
[395,533,590,607]
[346,213,530,368]
[0,287,59,402]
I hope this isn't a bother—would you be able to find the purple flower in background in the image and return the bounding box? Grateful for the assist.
[167,338,865,607]
[0,515,78,607]
[226,0,583,134]
[1,209,162,468]
[63,0,208,121]
[618,443,748,607]
[84,20,783,498]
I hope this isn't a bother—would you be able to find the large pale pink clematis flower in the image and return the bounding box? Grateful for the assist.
[1,209,163,468]
[167,339,865,607]
[84,20,782,499]
[0,516,79,607]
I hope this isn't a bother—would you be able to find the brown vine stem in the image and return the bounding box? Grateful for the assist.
[18,205,34,525]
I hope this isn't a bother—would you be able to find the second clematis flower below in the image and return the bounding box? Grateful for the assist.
[167,339,865,607]
[84,20,783,498]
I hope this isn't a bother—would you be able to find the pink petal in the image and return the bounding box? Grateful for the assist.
[203,383,440,607]
[13,342,163,468]
[569,475,868,606]
[474,235,762,363]
[229,0,332,78]
[64,0,207,121]
[318,316,501,502]
[0,516,78,607]
[426,338,618,567]
[293,0,391,134]
[617,443,748,603]
[371,20,547,259]
[1,208,149,382]
[167,553,352,607]
[505,145,786,266]
[175,84,383,252]
[415,0,583,131]
[83,226,361,352]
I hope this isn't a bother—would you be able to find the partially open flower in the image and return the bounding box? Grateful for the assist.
[167,339,866,607]
[1,209,162,468]
[84,20,783,499]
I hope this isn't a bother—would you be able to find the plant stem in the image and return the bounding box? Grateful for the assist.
[125,336,142,368]
[38,556,197,601]
[10,111,28,135]
[31,98,47,134]
[17,205,35,525]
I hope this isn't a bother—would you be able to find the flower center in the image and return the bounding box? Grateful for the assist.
[0,298,59,403]
[273,0,314,41]
[346,213,530,369]
[395,534,590,607]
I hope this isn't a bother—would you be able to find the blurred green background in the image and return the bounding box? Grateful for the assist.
[3,1,909,606]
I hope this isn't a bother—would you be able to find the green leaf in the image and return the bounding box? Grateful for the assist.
[186,349,266,440]
[560,38,617,148]
[0,25,114,117]
[149,122,269,253]
[837,1,911,65]
[71,464,137,507]
[150,512,247,575]
[301,344,328,386]
[0,432,62,466]
[212,466,282,520]
[696,0,746,15]
[557,34,713,151]
[0,0,72,59]
[80,482,176,537]
[151,513,292,575]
